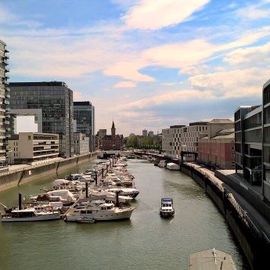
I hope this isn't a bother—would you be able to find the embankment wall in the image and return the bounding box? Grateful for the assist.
[180,163,270,270]
[0,153,97,192]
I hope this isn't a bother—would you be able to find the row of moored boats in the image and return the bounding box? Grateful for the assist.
[0,157,139,223]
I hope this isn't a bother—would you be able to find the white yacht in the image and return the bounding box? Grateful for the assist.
[160,198,175,218]
[64,200,135,222]
[1,206,61,222]
[166,162,180,171]
[89,189,133,203]
[106,187,139,199]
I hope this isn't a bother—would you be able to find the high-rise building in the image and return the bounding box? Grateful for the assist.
[73,101,95,152]
[0,40,10,166]
[9,82,74,157]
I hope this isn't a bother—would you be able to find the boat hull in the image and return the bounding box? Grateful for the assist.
[160,210,175,218]
[65,208,134,222]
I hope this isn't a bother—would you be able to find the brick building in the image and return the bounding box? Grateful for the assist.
[198,119,235,169]
[97,122,123,151]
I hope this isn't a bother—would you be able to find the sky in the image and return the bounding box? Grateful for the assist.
[1,0,270,136]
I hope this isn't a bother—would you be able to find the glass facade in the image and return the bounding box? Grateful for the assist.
[263,82,270,183]
[234,106,262,184]
[9,82,73,157]
[73,101,95,152]
[0,40,10,165]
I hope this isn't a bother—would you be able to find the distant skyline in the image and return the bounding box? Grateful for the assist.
[1,0,270,135]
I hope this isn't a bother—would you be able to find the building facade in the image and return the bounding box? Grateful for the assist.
[262,80,270,201]
[98,122,123,151]
[234,105,262,184]
[198,119,235,169]
[162,122,208,158]
[0,40,10,166]
[73,101,95,152]
[8,132,59,164]
[73,132,90,155]
[10,108,43,134]
[9,82,74,157]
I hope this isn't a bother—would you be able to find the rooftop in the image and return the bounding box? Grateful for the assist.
[9,81,68,87]
[74,101,92,106]
[189,121,208,126]
[170,125,185,129]
[209,119,233,124]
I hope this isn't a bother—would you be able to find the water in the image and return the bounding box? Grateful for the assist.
[0,159,247,270]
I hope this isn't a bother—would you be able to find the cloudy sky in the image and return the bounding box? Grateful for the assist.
[1,0,270,135]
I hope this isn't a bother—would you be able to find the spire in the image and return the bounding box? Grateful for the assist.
[111,121,116,136]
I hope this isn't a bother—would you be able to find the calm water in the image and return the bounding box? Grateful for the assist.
[0,159,247,270]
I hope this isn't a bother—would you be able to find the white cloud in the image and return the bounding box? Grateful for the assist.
[121,89,214,110]
[237,3,270,20]
[189,68,268,98]
[104,59,154,82]
[113,81,137,88]
[224,42,270,66]
[123,0,210,30]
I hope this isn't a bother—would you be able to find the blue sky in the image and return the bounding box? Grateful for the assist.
[1,0,270,135]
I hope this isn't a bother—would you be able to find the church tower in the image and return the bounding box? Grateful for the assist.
[111,121,116,137]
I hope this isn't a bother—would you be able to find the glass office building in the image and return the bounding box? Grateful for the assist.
[9,82,74,157]
[0,40,10,166]
[73,101,95,151]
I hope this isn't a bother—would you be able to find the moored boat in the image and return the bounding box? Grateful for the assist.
[64,200,135,222]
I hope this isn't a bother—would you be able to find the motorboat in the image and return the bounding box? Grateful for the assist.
[64,199,135,222]
[106,187,140,199]
[160,197,175,218]
[46,189,77,205]
[1,194,60,222]
[166,162,180,171]
[1,207,61,222]
[89,189,133,203]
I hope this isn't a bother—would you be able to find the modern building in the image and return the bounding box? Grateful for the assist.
[73,101,95,152]
[0,40,10,166]
[8,132,59,164]
[181,122,208,153]
[162,125,184,157]
[142,129,148,137]
[198,119,235,169]
[73,132,90,155]
[10,108,43,134]
[234,105,262,184]
[262,80,270,201]
[162,122,208,158]
[98,122,123,151]
[9,82,74,157]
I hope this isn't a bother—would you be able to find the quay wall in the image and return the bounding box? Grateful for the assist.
[180,163,270,270]
[0,153,97,192]
[215,170,270,224]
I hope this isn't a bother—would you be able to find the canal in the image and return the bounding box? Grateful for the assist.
[0,159,247,270]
